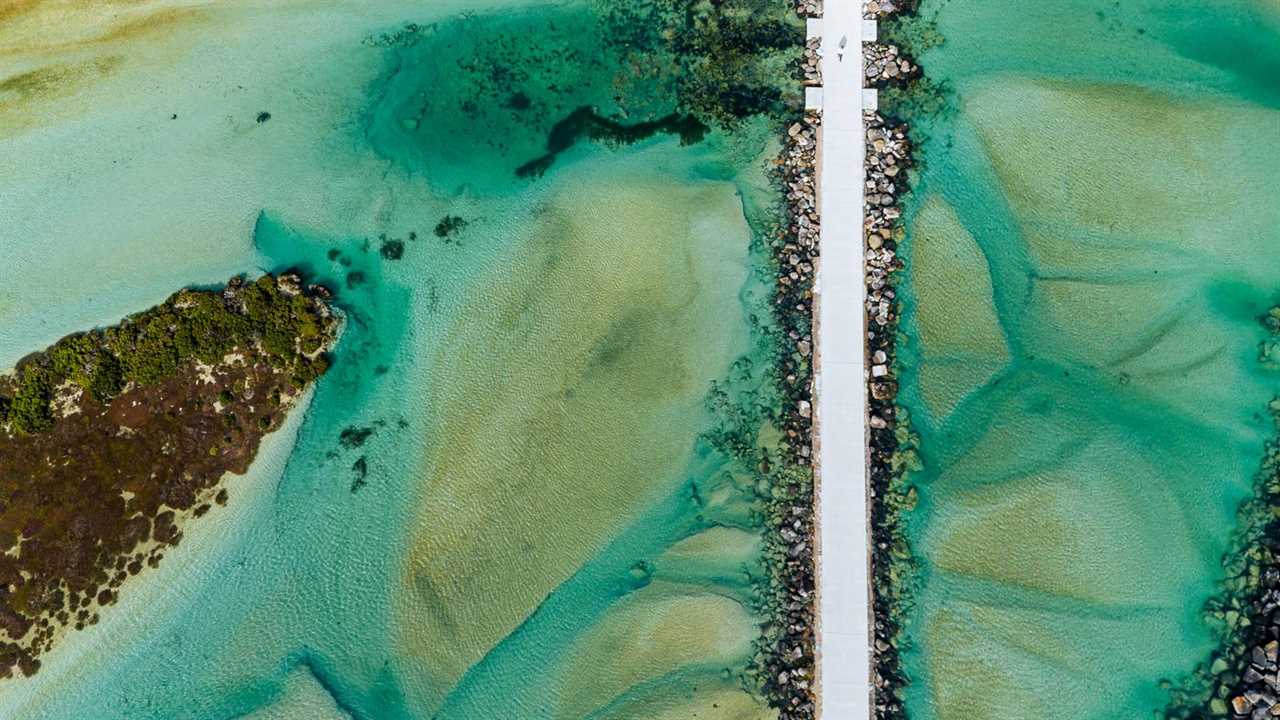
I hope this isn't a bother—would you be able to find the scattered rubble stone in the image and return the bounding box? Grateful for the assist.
[862,4,922,717]
[863,42,919,87]
[802,36,822,86]
[755,109,820,720]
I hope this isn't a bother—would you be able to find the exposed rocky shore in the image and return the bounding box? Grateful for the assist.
[751,0,820,716]
[0,274,338,678]
[758,108,821,720]
[1165,308,1280,720]
[863,6,924,719]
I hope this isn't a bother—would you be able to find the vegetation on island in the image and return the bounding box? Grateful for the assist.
[0,274,337,679]
[0,274,331,435]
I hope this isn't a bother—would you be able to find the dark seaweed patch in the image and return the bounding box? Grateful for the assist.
[506,91,532,110]
[379,239,405,260]
[515,106,707,178]
[433,215,468,239]
[350,456,369,493]
[338,425,375,449]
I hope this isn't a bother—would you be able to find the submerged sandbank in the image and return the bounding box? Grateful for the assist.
[876,1,1280,718]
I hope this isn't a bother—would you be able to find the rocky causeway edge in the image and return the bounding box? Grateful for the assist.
[749,0,820,715]
[861,4,923,719]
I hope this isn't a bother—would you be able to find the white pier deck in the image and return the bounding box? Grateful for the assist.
[813,1,873,719]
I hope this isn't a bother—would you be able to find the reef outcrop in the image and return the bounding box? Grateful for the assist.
[0,273,337,678]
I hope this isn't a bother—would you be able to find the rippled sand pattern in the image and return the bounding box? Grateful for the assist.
[895,1,1280,718]
[397,175,755,713]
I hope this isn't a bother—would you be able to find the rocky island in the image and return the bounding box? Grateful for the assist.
[0,273,338,679]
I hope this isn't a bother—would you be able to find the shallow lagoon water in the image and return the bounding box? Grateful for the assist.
[893,1,1280,718]
[0,1,788,718]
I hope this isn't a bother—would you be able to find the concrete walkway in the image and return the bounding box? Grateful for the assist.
[814,1,872,719]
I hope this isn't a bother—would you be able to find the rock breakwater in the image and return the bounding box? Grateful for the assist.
[863,43,919,86]
[864,110,918,720]
[863,0,915,20]
[803,35,822,87]
[862,6,923,719]
[753,0,820,714]
[758,107,821,720]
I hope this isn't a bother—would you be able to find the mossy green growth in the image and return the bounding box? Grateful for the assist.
[0,274,335,435]
[598,0,805,128]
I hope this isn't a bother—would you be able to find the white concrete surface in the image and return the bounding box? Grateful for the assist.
[806,86,825,111]
[815,1,871,719]
[863,18,878,42]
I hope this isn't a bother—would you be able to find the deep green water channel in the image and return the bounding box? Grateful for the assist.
[0,1,797,718]
[891,1,1280,718]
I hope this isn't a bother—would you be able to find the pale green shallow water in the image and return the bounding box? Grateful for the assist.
[0,2,789,718]
[892,1,1280,719]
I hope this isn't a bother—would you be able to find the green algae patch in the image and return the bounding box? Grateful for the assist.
[0,274,337,679]
[363,0,801,190]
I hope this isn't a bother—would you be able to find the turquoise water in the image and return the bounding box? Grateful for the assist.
[890,1,1280,718]
[0,2,791,718]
